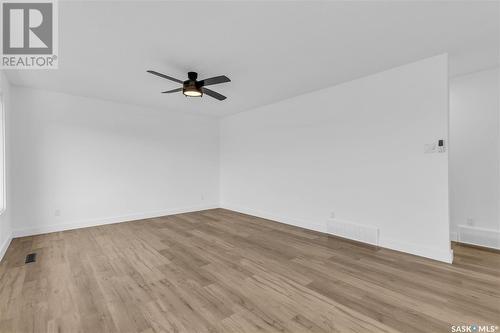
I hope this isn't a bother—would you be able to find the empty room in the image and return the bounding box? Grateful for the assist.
[0,1,499,332]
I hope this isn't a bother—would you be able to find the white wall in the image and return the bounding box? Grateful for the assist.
[220,55,452,262]
[4,55,454,264]
[0,72,12,261]
[10,87,219,236]
[449,67,500,247]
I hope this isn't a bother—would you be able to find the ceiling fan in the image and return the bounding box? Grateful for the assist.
[147,70,230,100]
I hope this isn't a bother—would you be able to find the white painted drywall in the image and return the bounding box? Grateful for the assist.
[220,55,452,262]
[5,55,454,263]
[449,67,500,245]
[0,72,13,262]
[10,87,219,237]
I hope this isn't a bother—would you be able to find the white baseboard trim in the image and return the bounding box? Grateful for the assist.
[221,203,453,263]
[456,225,500,250]
[380,238,453,264]
[12,204,219,238]
[0,233,12,263]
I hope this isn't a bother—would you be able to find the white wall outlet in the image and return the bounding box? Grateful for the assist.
[466,217,475,226]
[330,211,336,219]
[200,194,205,201]
[54,209,61,217]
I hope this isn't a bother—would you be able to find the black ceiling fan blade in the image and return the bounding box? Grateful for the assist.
[199,75,230,87]
[147,70,183,84]
[162,88,182,94]
[202,88,227,101]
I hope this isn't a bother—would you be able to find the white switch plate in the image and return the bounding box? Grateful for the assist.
[424,143,437,154]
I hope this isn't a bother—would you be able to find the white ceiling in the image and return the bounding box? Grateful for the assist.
[5,1,500,117]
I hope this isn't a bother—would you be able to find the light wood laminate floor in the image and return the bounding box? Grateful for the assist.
[0,209,499,333]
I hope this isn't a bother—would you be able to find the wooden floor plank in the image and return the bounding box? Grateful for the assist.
[0,208,499,332]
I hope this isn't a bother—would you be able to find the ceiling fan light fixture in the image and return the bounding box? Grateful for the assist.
[183,80,203,97]
[183,87,203,97]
